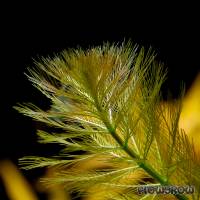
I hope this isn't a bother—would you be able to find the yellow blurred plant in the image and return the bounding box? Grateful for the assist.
[13,42,200,200]
[0,160,38,200]
[180,74,200,151]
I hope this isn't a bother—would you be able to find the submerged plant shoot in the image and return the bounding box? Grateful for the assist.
[15,42,200,200]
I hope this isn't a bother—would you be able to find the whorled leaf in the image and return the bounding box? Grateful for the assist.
[15,42,200,200]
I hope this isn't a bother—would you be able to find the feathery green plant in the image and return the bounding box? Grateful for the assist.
[15,42,200,200]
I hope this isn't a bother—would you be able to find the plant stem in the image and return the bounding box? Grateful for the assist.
[103,119,189,200]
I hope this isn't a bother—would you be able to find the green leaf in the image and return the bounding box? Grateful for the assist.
[15,41,200,200]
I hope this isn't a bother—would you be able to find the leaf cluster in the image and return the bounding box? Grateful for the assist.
[15,42,200,200]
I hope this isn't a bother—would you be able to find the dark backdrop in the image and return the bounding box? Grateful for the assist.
[1,3,199,200]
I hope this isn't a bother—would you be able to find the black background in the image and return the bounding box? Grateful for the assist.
[0,3,200,200]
